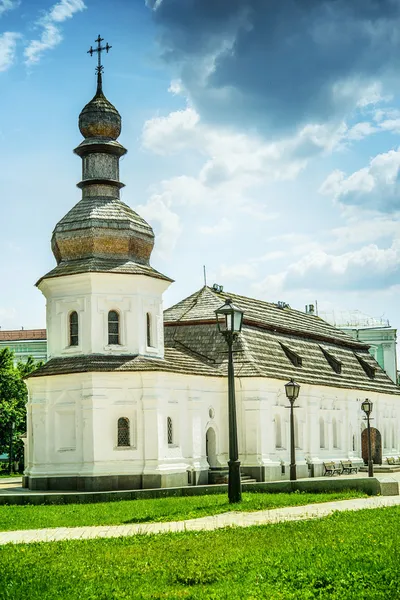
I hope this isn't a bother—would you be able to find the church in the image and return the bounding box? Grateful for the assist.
[23,40,400,492]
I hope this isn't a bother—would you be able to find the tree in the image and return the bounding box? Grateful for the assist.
[0,348,41,472]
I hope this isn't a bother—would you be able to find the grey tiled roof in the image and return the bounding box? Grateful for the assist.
[28,349,219,378]
[54,196,153,236]
[37,258,173,284]
[164,287,365,348]
[28,286,400,395]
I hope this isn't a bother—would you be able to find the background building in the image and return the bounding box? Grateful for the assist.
[318,309,397,384]
[0,329,47,364]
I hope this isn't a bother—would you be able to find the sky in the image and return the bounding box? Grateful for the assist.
[0,0,399,337]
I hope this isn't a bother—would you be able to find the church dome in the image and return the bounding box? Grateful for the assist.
[79,90,121,140]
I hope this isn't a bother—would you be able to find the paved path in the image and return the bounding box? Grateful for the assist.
[1,494,400,546]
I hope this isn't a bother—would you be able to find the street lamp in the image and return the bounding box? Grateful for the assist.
[285,378,301,481]
[215,298,244,504]
[361,398,373,478]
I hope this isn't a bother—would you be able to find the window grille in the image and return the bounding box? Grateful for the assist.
[167,417,173,445]
[146,313,152,347]
[117,417,130,447]
[108,310,120,345]
[69,311,79,346]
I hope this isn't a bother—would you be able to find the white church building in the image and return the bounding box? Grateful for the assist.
[24,50,400,492]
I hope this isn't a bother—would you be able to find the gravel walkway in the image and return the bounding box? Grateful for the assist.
[1,494,400,546]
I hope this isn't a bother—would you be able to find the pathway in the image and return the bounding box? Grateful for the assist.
[1,494,400,546]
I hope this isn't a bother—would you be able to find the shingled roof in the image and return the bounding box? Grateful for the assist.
[28,286,400,395]
[37,257,172,285]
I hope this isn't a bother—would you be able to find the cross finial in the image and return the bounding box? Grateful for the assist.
[87,35,112,94]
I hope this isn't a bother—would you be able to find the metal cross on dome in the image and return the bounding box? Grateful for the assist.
[87,35,112,76]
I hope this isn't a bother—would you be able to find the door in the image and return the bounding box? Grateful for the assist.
[361,427,382,465]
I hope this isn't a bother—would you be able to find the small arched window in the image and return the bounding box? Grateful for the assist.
[69,311,79,346]
[167,417,173,445]
[146,312,153,347]
[117,417,130,447]
[108,310,120,345]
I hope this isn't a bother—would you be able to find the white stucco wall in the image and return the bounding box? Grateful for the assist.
[25,369,400,483]
[39,272,170,360]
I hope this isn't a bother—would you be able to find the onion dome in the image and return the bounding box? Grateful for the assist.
[79,85,121,140]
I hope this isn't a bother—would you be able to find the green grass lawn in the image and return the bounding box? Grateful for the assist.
[0,490,366,532]
[0,506,398,600]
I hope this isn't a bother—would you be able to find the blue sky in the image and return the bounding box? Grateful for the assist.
[0,0,399,337]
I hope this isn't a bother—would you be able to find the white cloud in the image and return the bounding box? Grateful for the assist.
[0,0,19,17]
[24,0,86,66]
[347,121,378,141]
[136,195,182,259]
[219,262,258,281]
[0,32,20,72]
[0,306,17,322]
[199,218,232,235]
[143,108,349,185]
[331,218,400,248]
[256,239,400,294]
[320,149,400,213]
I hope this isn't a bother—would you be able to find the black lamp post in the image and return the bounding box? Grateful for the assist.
[215,298,244,504]
[285,378,301,481]
[361,398,373,478]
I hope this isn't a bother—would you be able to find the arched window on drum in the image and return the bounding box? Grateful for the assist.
[108,310,120,345]
[69,311,79,347]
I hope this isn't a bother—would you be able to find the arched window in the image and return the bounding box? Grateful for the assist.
[275,414,282,448]
[146,312,152,347]
[167,417,173,445]
[108,310,120,345]
[117,417,130,447]
[319,417,325,449]
[69,311,79,346]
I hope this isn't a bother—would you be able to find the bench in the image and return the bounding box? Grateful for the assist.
[340,460,358,475]
[323,462,341,476]
[386,457,400,465]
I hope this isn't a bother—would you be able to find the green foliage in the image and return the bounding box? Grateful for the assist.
[0,506,399,599]
[0,490,366,532]
[0,349,39,467]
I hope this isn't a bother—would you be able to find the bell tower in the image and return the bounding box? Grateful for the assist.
[37,36,172,360]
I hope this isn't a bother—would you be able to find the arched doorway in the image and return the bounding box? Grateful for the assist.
[361,427,382,465]
[206,427,217,467]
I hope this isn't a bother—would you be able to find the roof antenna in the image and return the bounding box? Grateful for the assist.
[203,265,207,287]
